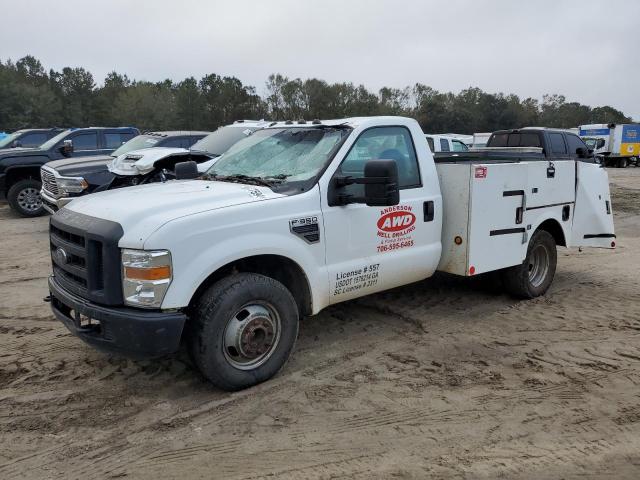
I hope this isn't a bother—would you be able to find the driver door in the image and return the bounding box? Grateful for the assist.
[321,126,440,304]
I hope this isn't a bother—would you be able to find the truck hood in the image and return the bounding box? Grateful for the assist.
[46,154,114,176]
[0,147,45,158]
[109,147,191,176]
[64,180,285,244]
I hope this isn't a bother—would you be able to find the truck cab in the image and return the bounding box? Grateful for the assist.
[0,126,139,217]
[425,134,469,153]
[486,128,593,162]
[0,128,63,150]
[46,116,614,391]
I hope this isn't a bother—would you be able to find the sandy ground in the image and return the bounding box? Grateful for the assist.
[0,168,639,479]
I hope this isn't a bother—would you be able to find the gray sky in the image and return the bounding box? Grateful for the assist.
[1,0,638,120]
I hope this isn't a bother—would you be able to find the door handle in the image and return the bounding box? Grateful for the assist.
[547,162,556,178]
[423,201,434,222]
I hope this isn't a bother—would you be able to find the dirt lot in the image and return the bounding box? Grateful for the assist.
[1,168,639,479]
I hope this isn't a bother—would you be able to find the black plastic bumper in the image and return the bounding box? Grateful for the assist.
[48,275,186,358]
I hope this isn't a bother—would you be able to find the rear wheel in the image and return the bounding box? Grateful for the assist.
[618,157,628,168]
[501,230,557,299]
[188,273,299,391]
[7,178,45,217]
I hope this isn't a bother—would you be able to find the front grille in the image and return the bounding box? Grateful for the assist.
[49,209,124,306]
[50,224,90,298]
[41,168,60,198]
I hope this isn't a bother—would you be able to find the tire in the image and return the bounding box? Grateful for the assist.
[7,178,46,217]
[188,273,299,391]
[618,158,628,168]
[501,230,557,299]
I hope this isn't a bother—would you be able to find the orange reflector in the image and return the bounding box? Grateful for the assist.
[124,265,171,280]
[611,241,616,248]
[454,236,463,245]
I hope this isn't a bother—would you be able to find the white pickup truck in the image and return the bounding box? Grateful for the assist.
[46,116,615,390]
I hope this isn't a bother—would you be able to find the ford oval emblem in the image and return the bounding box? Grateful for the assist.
[55,247,68,265]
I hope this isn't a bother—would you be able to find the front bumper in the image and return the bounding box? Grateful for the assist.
[41,190,72,214]
[48,275,187,358]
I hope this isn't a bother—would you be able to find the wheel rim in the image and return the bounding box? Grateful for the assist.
[528,244,550,288]
[16,187,42,212]
[223,302,281,370]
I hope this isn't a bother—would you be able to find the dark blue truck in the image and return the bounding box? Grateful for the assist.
[0,126,139,217]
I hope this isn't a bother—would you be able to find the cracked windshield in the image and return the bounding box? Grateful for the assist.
[206,127,350,185]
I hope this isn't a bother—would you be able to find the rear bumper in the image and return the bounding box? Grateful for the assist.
[48,275,186,358]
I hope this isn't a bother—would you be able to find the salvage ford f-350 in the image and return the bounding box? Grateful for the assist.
[46,116,615,390]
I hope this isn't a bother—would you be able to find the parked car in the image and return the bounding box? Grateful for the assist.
[0,128,64,150]
[578,123,640,168]
[485,128,594,162]
[425,134,469,153]
[46,116,614,391]
[106,120,268,189]
[41,131,209,213]
[0,126,139,217]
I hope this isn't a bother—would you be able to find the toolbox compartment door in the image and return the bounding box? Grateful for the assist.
[570,162,615,248]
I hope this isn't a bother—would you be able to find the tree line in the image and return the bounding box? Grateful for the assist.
[0,55,633,135]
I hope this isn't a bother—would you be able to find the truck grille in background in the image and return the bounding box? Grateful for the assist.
[41,169,60,198]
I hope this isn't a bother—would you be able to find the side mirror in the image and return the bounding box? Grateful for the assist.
[174,160,199,180]
[328,159,400,207]
[597,139,606,149]
[60,139,74,156]
[363,159,400,207]
[576,147,589,158]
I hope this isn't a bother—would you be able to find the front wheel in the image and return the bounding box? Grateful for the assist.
[618,158,628,168]
[7,178,46,217]
[501,230,557,299]
[188,273,299,391]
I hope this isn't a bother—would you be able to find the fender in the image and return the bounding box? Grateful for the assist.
[158,232,328,313]
[526,206,572,249]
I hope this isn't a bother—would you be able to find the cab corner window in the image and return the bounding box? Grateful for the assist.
[439,138,450,152]
[338,126,421,191]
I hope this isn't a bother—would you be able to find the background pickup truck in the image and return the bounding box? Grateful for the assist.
[485,127,594,162]
[106,120,268,189]
[46,116,615,391]
[0,128,64,149]
[40,130,209,213]
[0,126,139,217]
[425,134,469,153]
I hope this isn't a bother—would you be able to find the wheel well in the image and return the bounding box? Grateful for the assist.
[5,167,41,193]
[191,255,313,316]
[536,219,566,247]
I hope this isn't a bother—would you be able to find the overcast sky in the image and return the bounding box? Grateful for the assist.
[1,0,638,120]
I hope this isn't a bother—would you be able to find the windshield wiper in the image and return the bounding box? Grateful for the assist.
[263,174,290,181]
[207,173,281,188]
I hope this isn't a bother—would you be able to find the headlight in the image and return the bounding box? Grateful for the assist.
[122,249,172,308]
[57,176,88,194]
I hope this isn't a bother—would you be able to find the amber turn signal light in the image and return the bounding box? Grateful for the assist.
[124,265,171,281]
